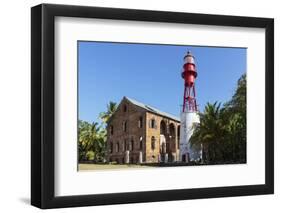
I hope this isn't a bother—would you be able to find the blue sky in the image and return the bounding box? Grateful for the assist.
[78,41,246,123]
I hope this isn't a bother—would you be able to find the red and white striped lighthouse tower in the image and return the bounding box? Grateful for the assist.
[182,51,198,112]
[179,51,201,162]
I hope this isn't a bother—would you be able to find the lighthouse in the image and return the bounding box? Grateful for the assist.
[179,51,201,162]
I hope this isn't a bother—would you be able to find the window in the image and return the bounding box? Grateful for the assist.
[139,136,143,150]
[160,120,166,135]
[149,118,156,129]
[123,105,127,112]
[110,125,113,135]
[116,142,119,153]
[119,141,123,152]
[122,140,125,151]
[122,121,127,132]
[124,139,128,151]
[169,123,176,149]
[151,136,156,150]
[138,116,143,128]
[110,142,113,153]
[130,138,134,151]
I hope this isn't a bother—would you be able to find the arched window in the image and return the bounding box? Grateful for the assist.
[122,140,125,151]
[122,121,127,132]
[138,116,143,128]
[169,123,175,136]
[124,139,128,151]
[149,118,156,129]
[110,125,113,135]
[169,123,176,150]
[110,142,113,153]
[161,142,166,154]
[116,142,120,153]
[160,120,166,134]
[151,136,156,150]
[139,136,143,150]
[130,138,134,151]
[119,141,123,152]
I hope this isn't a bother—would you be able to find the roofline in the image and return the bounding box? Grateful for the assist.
[107,97,181,124]
[124,96,180,122]
[145,110,180,123]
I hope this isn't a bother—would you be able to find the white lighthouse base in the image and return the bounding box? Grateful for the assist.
[179,111,201,162]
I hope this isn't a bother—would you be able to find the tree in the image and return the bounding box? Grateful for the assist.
[78,101,118,162]
[190,102,225,163]
[78,120,106,162]
[190,74,246,164]
[224,74,246,162]
[99,101,117,124]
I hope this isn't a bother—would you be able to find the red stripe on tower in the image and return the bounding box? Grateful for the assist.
[181,51,198,112]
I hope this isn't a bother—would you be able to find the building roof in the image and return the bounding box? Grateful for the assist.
[124,96,180,122]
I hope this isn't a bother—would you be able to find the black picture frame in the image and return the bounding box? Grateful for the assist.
[31,3,274,209]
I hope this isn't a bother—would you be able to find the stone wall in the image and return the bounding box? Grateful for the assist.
[107,98,146,163]
[145,112,180,162]
[107,98,180,164]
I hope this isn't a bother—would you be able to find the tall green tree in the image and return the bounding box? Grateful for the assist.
[190,102,225,163]
[78,120,106,162]
[190,74,246,164]
[78,101,118,162]
[224,74,246,162]
[99,101,117,124]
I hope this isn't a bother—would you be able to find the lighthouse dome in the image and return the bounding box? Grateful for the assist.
[184,51,195,64]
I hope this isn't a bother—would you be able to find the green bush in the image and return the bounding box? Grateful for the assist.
[86,151,95,161]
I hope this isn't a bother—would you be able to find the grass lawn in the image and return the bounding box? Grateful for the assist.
[78,163,150,171]
[78,161,244,171]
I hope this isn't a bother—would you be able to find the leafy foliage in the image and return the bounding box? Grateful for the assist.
[78,101,117,162]
[190,74,246,164]
[99,101,118,124]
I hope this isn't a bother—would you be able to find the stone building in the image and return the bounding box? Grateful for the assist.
[107,97,180,164]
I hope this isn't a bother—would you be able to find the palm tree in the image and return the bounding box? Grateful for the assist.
[99,101,117,124]
[190,102,223,163]
[92,127,106,162]
[190,74,246,164]
[78,101,117,162]
[78,120,106,162]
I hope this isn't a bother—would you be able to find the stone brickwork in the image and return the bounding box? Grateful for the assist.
[145,112,180,162]
[107,97,180,164]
